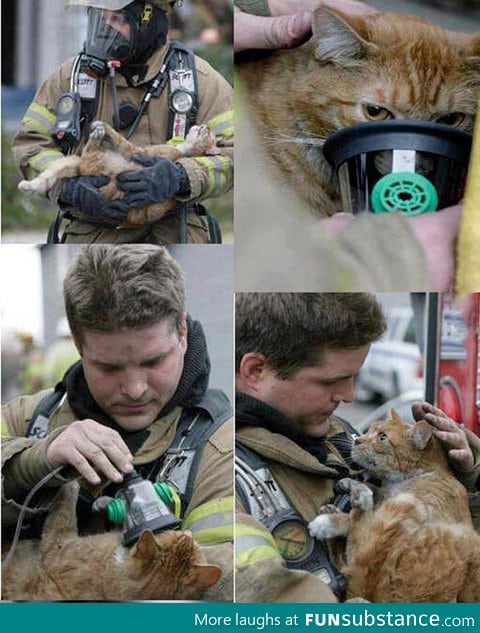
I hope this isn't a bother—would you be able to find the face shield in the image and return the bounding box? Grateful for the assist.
[323,120,472,216]
[83,1,168,75]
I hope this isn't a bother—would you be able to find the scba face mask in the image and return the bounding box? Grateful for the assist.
[83,1,168,76]
[323,120,472,216]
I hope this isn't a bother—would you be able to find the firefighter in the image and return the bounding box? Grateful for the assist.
[234,293,480,602]
[2,245,233,600]
[12,0,233,244]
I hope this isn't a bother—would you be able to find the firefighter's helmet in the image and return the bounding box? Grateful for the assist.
[65,1,174,11]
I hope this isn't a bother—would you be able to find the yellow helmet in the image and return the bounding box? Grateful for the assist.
[65,1,174,10]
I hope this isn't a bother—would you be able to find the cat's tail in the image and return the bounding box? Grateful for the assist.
[18,155,82,196]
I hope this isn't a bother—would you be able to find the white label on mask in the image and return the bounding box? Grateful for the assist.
[77,73,97,100]
[392,150,416,173]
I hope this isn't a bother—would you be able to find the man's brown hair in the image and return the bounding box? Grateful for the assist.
[64,245,185,345]
[235,293,386,378]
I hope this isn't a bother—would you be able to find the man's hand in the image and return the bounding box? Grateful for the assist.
[320,204,462,292]
[234,1,374,53]
[408,204,462,292]
[412,401,474,470]
[117,155,190,207]
[60,175,130,226]
[45,419,134,486]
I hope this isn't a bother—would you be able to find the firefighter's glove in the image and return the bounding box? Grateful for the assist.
[60,175,130,226]
[116,154,191,207]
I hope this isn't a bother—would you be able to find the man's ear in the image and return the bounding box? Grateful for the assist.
[72,334,83,356]
[178,312,188,348]
[238,352,269,390]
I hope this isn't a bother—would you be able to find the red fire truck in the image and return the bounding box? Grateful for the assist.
[426,293,480,436]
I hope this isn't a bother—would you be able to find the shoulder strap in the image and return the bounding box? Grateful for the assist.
[26,386,66,439]
[167,40,199,140]
[157,389,232,512]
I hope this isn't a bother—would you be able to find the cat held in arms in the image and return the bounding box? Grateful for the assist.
[308,410,480,602]
[237,7,480,216]
[17,121,220,227]
[2,481,221,601]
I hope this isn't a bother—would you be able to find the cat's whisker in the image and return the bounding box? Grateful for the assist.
[264,136,327,147]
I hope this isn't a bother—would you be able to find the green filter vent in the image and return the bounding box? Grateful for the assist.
[371,172,438,215]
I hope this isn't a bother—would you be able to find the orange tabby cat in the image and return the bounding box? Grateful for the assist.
[18,121,219,228]
[308,410,480,602]
[2,481,221,601]
[237,7,480,216]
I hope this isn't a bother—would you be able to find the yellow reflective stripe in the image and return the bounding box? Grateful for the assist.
[29,150,64,173]
[206,110,234,139]
[457,99,480,293]
[182,496,233,544]
[194,155,230,197]
[1,418,10,438]
[22,103,56,136]
[235,524,282,567]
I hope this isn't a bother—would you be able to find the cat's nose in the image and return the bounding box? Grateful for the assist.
[353,436,363,445]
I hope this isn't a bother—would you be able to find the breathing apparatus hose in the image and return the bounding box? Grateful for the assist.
[2,465,65,570]
[456,100,480,295]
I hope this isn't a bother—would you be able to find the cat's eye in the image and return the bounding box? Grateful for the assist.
[362,104,393,121]
[378,432,388,442]
[435,112,466,128]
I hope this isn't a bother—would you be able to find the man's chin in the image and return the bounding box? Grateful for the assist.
[303,417,331,437]
[109,405,161,431]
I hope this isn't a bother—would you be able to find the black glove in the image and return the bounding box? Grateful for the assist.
[60,175,130,226]
[116,154,191,208]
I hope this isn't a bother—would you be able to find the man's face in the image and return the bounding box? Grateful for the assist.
[254,346,370,437]
[101,9,131,39]
[77,318,187,431]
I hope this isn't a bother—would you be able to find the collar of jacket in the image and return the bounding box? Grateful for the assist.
[236,421,348,477]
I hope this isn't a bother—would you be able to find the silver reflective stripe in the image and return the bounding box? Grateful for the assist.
[235,533,273,554]
[210,118,233,137]
[208,156,228,196]
[186,510,233,533]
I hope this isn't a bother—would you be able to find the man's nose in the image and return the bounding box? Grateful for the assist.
[121,370,148,400]
[332,378,354,404]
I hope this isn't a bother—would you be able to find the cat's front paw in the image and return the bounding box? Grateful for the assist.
[350,484,373,511]
[308,515,339,540]
[184,124,217,155]
[18,179,46,195]
[335,478,373,511]
[335,477,357,494]
[317,504,342,515]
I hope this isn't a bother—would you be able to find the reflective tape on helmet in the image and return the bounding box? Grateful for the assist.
[206,110,234,140]
[182,496,233,544]
[235,524,282,567]
[21,103,56,137]
[194,155,231,198]
[29,150,65,174]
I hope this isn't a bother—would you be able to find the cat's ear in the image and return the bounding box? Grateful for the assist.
[312,7,378,66]
[388,409,403,424]
[132,530,159,560]
[194,563,222,589]
[410,421,433,451]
